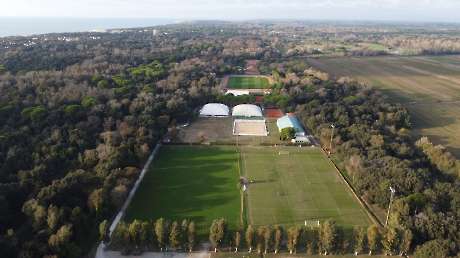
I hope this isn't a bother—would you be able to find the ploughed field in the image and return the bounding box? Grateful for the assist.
[308,55,460,157]
[227,75,271,89]
[240,146,371,228]
[124,145,241,237]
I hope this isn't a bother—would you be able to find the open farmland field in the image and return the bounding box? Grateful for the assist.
[227,75,271,89]
[307,55,460,157]
[240,146,371,228]
[124,145,241,237]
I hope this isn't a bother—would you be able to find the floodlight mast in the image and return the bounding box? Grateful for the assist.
[328,124,335,155]
[385,186,396,227]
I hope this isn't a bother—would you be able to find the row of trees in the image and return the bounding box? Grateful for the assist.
[213,221,414,256]
[416,137,460,177]
[104,218,196,254]
[105,218,415,256]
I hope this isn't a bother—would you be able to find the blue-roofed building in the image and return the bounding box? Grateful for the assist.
[276,114,306,137]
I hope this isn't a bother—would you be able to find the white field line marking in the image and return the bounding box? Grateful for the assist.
[241,149,254,225]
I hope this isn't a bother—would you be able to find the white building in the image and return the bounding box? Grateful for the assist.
[232,104,263,117]
[199,103,230,117]
[225,89,250,96]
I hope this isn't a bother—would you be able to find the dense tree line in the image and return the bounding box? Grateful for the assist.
[263,60,460,256]
[0,37,227,256]
[3,22,460,76]
[416,137,460,177]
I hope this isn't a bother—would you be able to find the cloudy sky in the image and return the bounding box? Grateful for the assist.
[2,0,460,22]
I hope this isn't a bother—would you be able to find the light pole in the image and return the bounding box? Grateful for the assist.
[328,124,335,155]
[385,186,396,227]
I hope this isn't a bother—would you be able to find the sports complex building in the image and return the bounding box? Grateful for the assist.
[277,114,310,143]
[199,103,269,137]
[199,103,230,117]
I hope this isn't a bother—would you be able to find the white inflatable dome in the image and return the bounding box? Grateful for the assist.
[199,103,230,117]
[232,104,263,117]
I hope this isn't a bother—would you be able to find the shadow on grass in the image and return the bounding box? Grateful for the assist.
[125,146,241,237]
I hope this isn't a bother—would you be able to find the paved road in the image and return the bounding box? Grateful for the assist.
[96,244,211,258]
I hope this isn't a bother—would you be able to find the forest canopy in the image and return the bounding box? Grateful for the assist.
[0,22,459,257]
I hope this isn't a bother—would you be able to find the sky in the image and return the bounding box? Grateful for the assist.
[2,0,460,23]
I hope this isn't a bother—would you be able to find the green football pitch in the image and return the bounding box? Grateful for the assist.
[240,146,371,228]
[227,76,271,89]
[124,145,241,237]
[125,144,371,238]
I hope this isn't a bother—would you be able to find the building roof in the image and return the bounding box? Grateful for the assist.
[294,136,310,143]
[225,89,250,96]
[232,104,263,117]
[276,114,305,134]
[199,103,230,117]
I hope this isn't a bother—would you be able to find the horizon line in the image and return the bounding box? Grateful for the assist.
[1,16,460,25]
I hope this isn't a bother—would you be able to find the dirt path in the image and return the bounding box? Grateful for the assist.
[96,247,211,258]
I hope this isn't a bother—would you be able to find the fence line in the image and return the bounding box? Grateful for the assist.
[320,147,383,227]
